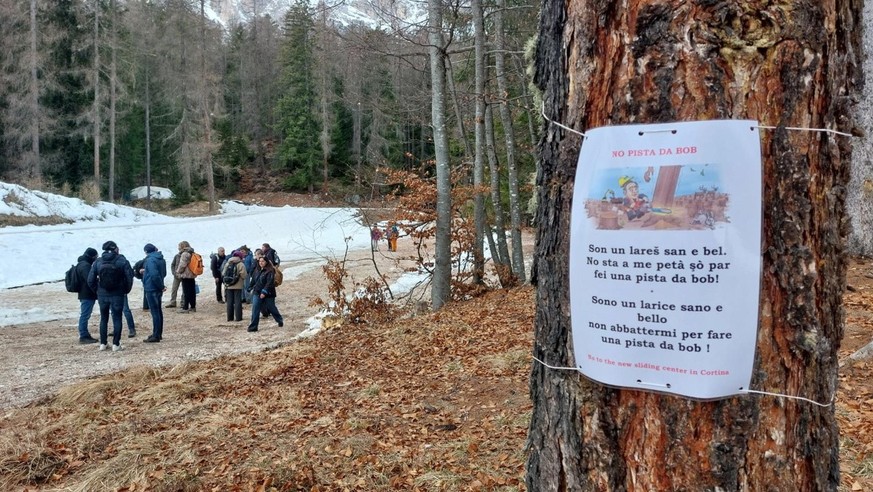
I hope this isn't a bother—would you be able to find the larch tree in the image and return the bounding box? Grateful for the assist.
[527,2,860,491]
[91,0,102,192]
[198,0,217,211]
[0,0,44,179]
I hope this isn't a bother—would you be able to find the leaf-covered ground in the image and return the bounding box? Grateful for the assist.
[838,259,873,491]
[1,260,871,491]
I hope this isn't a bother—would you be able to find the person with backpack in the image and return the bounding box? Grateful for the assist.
[73,247,100,344]
[247,256,284,332]
[223,250,248,322]
[165,250,185,309]
[210,247,227,304]
[139,243,167,343]
[175,240,199,313]
[261,243,280,266]
[386,223,400,252]
[87,241,134,352]
[241,246,254,304]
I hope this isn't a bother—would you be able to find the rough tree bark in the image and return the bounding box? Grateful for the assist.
[527,2,861,491]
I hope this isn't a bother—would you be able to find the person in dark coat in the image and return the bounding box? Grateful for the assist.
[261,243,280,266]
[139,243,167,343]
[75,247,100,344]
[223,251,248,322]
[247,256,283,332]
[240,245,254,303]
[210,247,226,304]
[87,241,134,352]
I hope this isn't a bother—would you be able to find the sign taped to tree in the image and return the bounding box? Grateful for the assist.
[569,120,762,399]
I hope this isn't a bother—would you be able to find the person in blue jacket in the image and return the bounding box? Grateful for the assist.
[138,243,167,343]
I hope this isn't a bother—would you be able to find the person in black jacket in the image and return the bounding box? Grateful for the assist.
[246,256,283,332]
[75,247,100,344]
[210,247,226,304]
[87,241,135,352]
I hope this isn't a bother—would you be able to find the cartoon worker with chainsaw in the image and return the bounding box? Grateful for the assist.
[619,175,651,220]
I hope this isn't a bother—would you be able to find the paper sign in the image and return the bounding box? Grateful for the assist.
[569,120,762,399]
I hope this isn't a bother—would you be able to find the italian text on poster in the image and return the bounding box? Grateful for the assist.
[569,120,762,399]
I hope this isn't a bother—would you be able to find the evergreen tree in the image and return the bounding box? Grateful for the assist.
[274,0,320,191]
[41,0,94,188]
[329,75,354,180]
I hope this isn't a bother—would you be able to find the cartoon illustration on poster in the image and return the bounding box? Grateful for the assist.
[569,120,762,400]
[586,165,727,231]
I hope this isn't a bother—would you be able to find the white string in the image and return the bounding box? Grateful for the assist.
[532,357,834,407]
[532,356,577,371]
[755,125,854,138]
[540,103,586,137]
[740,389,834,408]
[536,108,855,139]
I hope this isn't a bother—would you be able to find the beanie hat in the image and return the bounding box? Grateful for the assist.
[102,240,118,252]
[234,250,246,259]
[144,243,157,254]
[84,247,98,259]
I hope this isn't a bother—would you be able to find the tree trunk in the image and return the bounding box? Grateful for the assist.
[847,0,873,256]
[446,59,473,170]
[428,0,451,310]
[108,0,117,202]
[28,0,40,178]
[92,0,101,191]
[471,0,486,285]
[318,1,331,194]
[493,0,525,283]
[485,103,513,285]
[199,0,216,211]
[145,70,152,209]
[527,1,860,490]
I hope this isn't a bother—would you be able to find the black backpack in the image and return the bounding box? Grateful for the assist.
[222,262,240,286]
[65,264,80,293]
[98,259,125,292]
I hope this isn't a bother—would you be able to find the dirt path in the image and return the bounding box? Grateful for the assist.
[0,244,423,410]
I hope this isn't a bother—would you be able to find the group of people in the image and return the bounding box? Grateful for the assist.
[370,223,401,252]
[71,240,284,351]
[73,240,164,351]
[204,243,283,332]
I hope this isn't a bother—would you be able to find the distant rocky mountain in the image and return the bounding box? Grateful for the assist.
[205,0,425,30]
